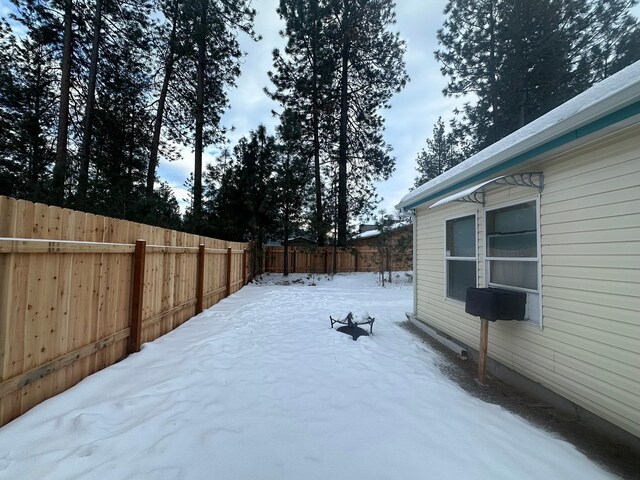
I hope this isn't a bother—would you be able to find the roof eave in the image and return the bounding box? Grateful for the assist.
[397,64,640,212]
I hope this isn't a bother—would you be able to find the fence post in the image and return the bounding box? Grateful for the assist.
[226,247,232,297]
[196,244,205,314]
[354,250,359,272]
[128,239,146,354]
[324,249,328,273]
[242,249,248,285]
[292,250,296,273]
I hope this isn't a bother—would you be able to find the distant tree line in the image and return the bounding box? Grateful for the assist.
[414,0,640,187]
[0,0,256,230]
[0,0,409,250]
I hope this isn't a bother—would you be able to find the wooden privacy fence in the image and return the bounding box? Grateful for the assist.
[263,246,412,274]
[0,196,251,427]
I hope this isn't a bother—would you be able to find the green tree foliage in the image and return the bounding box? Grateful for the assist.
[0,14,58,202]
[0,0,253,232]
[146,0,191,199]
[436,0,639,152]
[204,125,279,246]
[331,0,408,246]
[273,110,312,275]
[199,119,310,276]
[269,0,408,247]
[177,0,257,223]
[146,0,257,219]
[85,2,160,221]
[267,0,337,246]
[414,117,463,188]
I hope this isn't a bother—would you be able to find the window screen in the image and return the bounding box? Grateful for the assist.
[445,215,476,301]
[486,201,538,290]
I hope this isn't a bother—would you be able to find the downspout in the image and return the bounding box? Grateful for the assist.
[411,210,417,317]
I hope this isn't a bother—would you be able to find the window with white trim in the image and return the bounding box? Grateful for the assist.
[485,199,541,323]
[445,214,476,301]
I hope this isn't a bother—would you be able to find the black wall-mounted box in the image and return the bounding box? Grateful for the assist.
[465,287,526,321]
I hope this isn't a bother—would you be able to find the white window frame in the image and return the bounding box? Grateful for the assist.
[444,212,478,303]
[484,195,542,327]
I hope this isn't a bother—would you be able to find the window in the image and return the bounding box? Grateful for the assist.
[445,214,476,301]
[486,200,538,291]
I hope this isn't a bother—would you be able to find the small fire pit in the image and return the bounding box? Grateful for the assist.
[330,312,375,341]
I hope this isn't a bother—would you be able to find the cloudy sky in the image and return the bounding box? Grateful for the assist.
[2,1,639,216]
[161,0,457,214]
[0,0,463,213]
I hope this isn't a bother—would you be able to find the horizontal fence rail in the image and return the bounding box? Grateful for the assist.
[263,246,412,274]
[0,196,251,427]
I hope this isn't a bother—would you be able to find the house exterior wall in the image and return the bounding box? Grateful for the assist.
[414,123,640,439]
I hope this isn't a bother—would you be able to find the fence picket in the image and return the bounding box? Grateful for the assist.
[263,246,411,274]
[0,195,251,427]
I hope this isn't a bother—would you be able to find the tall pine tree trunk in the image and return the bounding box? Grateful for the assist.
[77,0,103,207]
[312,92,324,246]
[488,0,499,144]
[52,0,73,205]
[337,35,349,247]
[146,0,180,199]
[193,0,207,223]
[30,62,44,187]
[311,0,325,247]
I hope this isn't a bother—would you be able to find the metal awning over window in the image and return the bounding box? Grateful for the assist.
[429,172,544,208]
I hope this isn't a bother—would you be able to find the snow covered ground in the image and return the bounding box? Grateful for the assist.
[0,273,616,479]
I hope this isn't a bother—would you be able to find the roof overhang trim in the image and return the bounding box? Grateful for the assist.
[429,173,544,208]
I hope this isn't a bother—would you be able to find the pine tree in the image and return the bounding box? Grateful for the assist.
[88,4,155,220]
[269,0,408,247]
[146,0,189,200]
[436,0,640,152]
[0,13,58,202]
[414,118,462,188]
[435,0,503,149]
[205,126,279,246]
[147,0,257,226]
[274,110,312,275]
[51,0,73,205]
[0,20,22,197]
[75,0,103,207]
[267,0,336,246]
[585,0,640,80]
[330,0,408,246]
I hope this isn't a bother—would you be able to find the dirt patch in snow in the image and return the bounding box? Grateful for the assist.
[401,321,640,480]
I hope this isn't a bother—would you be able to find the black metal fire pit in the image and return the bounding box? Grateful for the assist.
[330,312,375,341]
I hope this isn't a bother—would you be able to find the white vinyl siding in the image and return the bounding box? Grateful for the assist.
[413,123,640,439]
